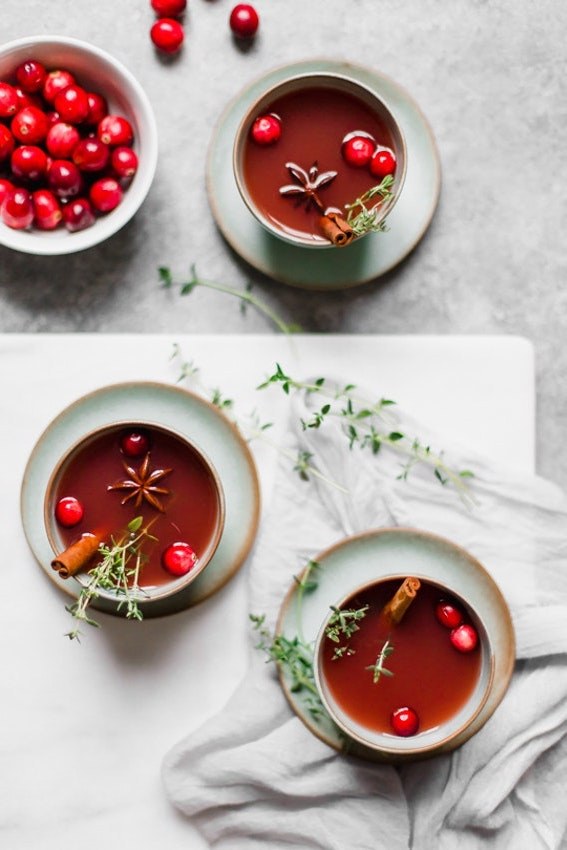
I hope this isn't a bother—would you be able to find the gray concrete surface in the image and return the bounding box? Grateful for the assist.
[1,1,565,485]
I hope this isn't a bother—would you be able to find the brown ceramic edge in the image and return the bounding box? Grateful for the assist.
[275,526,515,760]
[205,58,442,290]
[312,572,494,757]
[231,71,408,249]
[43,419,226,602]
[20,380,262,612]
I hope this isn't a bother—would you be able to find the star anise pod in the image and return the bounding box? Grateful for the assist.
[108,453,172,512]
[279,161,338,212]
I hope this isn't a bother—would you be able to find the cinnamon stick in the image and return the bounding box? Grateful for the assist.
[319,212,355,247]
[51,533,101,579]
[383,577,421,625]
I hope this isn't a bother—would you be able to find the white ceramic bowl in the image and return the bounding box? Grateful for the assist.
[313,574,494,759]
[0,35,158,255]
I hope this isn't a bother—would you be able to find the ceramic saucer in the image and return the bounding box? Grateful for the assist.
[207,59,441,290]
[276,528,515,762]
[21,382,260,618]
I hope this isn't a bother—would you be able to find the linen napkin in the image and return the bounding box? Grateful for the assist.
[163,387,567,850]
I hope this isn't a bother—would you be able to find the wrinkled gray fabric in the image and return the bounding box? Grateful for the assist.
[163,391,567,850]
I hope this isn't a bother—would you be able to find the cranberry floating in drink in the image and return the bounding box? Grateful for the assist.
[234,73,406,248]
[316,576,487,748]
[48,423,224,591]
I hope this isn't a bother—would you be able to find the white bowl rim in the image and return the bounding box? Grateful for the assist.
[0,34,158,255]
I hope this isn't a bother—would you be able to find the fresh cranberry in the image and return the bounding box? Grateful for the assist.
[11,106,49,144]
[342,133,375,167]
[450,624,479,653]
[46,122,80,158]
[0,178,15,207]
[54,85,90,124]
[435,599,464,630]
[0,82,19,118]
[251,114,281,146]
[55,496,84,527]
[32,189,62,230]
[0,124,15,161]
[89,177,123,212]
[120,431,150,457]
[73,138,110,172]
[1,187,33,230]
[111,146,138,179]
[85,92,108,125]
[229,3,259,38]
[151,0,187,14]
[14,86,42,111]
[370,147,396,179]
[390,706,419,737]
[150,18,185,53]
[97,115,134,147]
[46,110,61,127]
[15,59,47,93]
[62,197,96,232]
[161,542,197,577]
[11,145,49,181]
[42,69,75,104]
[47,159,83,199]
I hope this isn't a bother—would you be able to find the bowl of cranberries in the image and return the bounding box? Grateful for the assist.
[0,36,158,254]
[313,573,498,759]
[43,420,225,612]
[232,71,406,248]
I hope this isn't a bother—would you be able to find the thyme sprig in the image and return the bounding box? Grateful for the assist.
[259,364,475,504]
[345,175,395,237]
[325,605,369,661]
[65,516,155,641]
[366,638,395,684]
[159,265,302,335]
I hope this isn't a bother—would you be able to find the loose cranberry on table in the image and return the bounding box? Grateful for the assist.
[450,623,479,653]
[1,187,33,229]
[342,134,375,168]
[55,496,84,528]
[251,114,281,146]
[391,706,420,737]
[90,177,123,213]
[435,599,464,630]
[161,542,197,577]
[150,18,185,53]
[62,197,95,233]
[370,147,396,179]
[97,114,134,147]
[230,4,259,38]
[15,60,47,93]
[11,145,49,181]
[11,105,49,144]
[151,0,187,15]
[0,81,19,117]
[120,431,150,458]
[32,189,62,231]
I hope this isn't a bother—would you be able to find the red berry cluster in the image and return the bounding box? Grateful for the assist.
[150,0,186,54]
[435,598,479,653]
[0,60,137,233]
[341,131,396,180]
